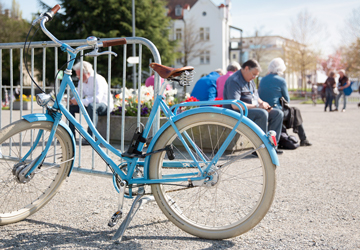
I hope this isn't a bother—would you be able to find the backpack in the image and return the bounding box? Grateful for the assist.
[343,81,354,96]
[278,126,299,150]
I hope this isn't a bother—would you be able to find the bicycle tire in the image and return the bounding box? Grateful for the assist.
[149,113,276,239]
[0,120,74,225]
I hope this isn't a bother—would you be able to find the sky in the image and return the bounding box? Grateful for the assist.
[212,0,360,55]
[11,0,360,56]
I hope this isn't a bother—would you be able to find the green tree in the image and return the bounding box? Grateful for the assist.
[0,1,30,87]
[11,0,22,19]
[343,38,360,76]
[33,0,177,87]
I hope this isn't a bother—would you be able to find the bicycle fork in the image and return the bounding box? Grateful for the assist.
[14,112,63,183]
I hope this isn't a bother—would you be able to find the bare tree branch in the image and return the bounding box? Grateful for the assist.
[288,9,321,90]
[176,17,212,67]
[345,6,360,42]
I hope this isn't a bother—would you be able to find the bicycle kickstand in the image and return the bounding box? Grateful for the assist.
[108,180,127,227]
[112,187,155,242]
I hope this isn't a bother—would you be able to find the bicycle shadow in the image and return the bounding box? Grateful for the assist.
[1,218,235,249]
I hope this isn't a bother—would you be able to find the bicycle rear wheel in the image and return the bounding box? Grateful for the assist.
[149,113,276,239]
[0,120,74,225]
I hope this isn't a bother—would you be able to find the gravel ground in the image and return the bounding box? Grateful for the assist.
[1,101,360,249]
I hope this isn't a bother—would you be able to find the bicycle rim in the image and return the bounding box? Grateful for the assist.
[149,113,276,239]
[0,120,73,225]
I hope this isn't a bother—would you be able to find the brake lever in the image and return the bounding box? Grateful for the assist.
[84,36,117,57]
[85,50,118,57]
[32,14,46,25]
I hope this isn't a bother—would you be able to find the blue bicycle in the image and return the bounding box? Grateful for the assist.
[0,5,278,241]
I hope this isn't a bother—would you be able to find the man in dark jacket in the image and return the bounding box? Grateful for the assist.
[223,59,284,154]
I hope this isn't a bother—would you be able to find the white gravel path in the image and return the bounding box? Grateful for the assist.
[1,101,359,249]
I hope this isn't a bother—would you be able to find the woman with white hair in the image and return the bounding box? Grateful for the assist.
[258,58,289,109]
[259,58,312,147]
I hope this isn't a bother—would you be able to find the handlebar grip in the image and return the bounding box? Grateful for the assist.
[102,38,127,47]
[51,4,61,14]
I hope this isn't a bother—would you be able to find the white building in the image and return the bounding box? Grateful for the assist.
[166,0,232,93]
[230,35,311,89]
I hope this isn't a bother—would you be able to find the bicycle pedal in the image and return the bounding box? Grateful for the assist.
[108,210,122,227]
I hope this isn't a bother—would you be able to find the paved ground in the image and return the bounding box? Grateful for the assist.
[1,100,360,249]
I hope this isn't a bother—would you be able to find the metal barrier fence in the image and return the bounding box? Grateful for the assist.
[0,37,161,176]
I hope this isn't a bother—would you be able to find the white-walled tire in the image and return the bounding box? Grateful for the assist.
[0,120,74,225]
[149,113,276,239]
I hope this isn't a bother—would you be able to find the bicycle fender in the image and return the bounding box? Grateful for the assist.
[144,108,279,173]
[22,113,76,176]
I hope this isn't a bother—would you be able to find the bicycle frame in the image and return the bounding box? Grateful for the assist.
[23,42,253,189]
[21,9,278,193]
[0,6,281,242]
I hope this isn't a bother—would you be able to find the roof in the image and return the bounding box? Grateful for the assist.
[165,0,198,19]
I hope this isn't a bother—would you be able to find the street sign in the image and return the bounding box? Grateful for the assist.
[127,56,139,64]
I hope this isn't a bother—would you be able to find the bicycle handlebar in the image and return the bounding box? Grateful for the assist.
[102,38,127,47]
[36,4,126,54]
[50,4,61,15]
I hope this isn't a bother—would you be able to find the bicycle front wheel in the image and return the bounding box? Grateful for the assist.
[0,120,74,225]
[149,113,276,239]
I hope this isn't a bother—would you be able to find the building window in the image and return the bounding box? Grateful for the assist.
[175,5,182,16]
[200,51,210,64]
[199,27,210,41]
[232,54,236,59]
[202,11,207,16]
[175,28,182,40]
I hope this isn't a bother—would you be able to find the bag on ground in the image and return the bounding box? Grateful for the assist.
[278,126,299,150]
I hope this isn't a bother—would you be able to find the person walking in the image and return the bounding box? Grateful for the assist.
[334,69,350,112]
[216,61,241,99]
[223,59,284,154]
[311,83,318,106]
[324,71,336,112]
[70,61,114,144]
[258,58,312,146]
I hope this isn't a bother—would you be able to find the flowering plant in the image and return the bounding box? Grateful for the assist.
[213,97,223,107]
[111,86,178,117]
[15,94,35,102]
[179,94,199,111]
[179,95,223,111]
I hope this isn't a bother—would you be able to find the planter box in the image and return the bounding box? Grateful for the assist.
[97,115,167,144]
[13,101,29,110]
[97,115,250,152]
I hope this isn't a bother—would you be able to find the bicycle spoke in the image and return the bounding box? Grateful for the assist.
[0,121,73,225]
[151,114,276,238]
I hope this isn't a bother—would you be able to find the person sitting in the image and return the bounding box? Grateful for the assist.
[258,58,312,147]
[191,69,223,101]
[216,61,241,99]
[223,59,284,154]
[70,61,114,144]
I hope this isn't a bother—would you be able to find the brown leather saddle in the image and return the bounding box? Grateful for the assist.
[150,63,194,79]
